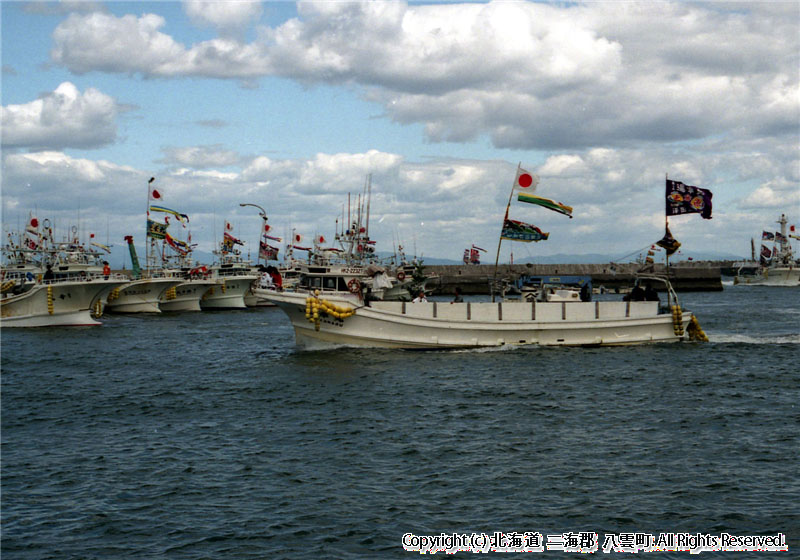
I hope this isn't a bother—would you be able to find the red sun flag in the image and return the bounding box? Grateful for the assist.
[29,217,39,228]
[264,224,272,233]
[294,233,303,243]
[151,189,162,200]
[317,235,325,244]
[515,167,538,190]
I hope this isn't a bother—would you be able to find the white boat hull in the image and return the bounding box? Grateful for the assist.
[734,267,800,286]
[1,280,127,327]
[106,278,185,313]
[260,291,693,350]
[200,276,257,309]
[158,280,217,312]
[244,288,277,307]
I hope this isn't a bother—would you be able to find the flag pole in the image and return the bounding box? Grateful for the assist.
[492,162,520,302]
[665,172,672,307]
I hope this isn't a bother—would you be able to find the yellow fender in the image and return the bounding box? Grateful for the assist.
[47,285,54,315]
[305,294,356,326]
[670,305,684,337]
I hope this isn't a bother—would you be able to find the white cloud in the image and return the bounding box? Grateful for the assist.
[48,2,798,150]
[51,13,187,75]
[1,82,120,149]
[160,145,241,168]
[742,179,800,209]
[4,146,797,261]
[183,0,262,37]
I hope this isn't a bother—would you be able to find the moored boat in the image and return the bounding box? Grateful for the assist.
[1,274,128,327]
[199,223,258,309]
[158,267,218,312]
[734,214,799,287]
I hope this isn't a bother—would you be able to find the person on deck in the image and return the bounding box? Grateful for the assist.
[624,285,645,302]
[412,291,427,303]
[43,264,55,283]
[643,283,660,302]
[259,268,273,289]
[267,266,282,290]
[102,261,111,280]
[451,287,463,303]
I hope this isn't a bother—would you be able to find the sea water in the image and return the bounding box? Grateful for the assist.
[1,285,798,558]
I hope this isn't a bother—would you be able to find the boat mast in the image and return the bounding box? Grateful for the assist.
[239,203,267,266]
[365,174,372,254]
[777,213,788,263]
[665,173,673,309]
[492,162,521,302]
[146,177,154,273]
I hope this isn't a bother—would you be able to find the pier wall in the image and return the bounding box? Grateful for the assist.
[424,263,723,294]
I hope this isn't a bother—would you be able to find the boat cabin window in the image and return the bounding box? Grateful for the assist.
[300,276,347,291]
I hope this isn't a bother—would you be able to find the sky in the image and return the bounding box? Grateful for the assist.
[2,0,799,267]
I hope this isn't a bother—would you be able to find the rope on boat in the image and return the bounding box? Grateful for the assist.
[671,305,684,337]
[164,287,177,300]
[107,288,120,302]
[1,281,14,293]
[687,315,709,342]
[47,285,54,315]
[305,292,355,331]
[92,300,103,318]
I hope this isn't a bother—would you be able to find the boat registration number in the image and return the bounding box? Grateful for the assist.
[341,268,363,274]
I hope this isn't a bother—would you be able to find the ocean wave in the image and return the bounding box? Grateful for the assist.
[710,333,800,344]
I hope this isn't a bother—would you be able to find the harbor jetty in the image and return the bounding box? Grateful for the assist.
[425,262,724,294]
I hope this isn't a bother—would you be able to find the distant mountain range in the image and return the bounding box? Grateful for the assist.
[106,245,748,270]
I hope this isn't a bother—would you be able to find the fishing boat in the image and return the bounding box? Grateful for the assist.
[104,235,184,313]
[517,275,593,302]
[1,273,128,327]
[258,275,700,349]
[1,222,128,326]
[261,168,708,349]
[275,179,435,302]
[157,265,218,312]
[734,214,799,286]
[199,222,258,309]
[146,212,218,312]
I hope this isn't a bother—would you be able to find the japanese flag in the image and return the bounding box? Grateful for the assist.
[294,233,303,243]
[317,235,326,244]
[515,167,539,191]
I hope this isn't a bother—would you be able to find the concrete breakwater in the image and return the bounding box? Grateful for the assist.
[424,262,724,294]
